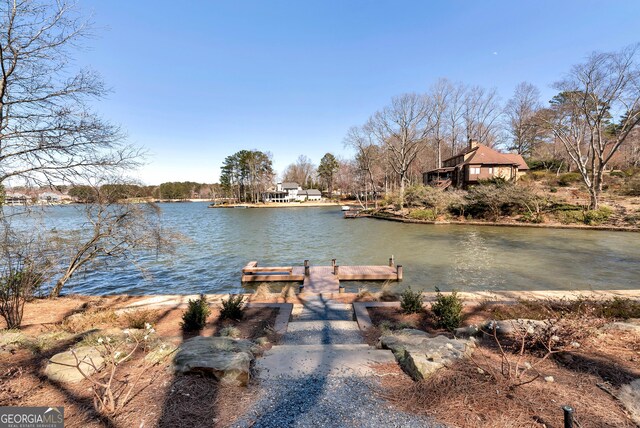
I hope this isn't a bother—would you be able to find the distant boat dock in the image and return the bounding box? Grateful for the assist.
[241,258,403,293]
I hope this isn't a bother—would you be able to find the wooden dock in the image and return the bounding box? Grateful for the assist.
[241,259,403,293]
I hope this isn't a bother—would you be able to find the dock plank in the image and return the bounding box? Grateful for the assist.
[241,261,401,291]
[242,274,305,282]
[303,266,340,293]
[338,265,398,281]
[242,266,293,273]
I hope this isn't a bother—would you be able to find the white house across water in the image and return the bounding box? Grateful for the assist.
[263,182,322,202]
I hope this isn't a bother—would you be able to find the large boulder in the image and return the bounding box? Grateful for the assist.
[379,329,475,381]
[173,336,258,386]
[45,346,105,383]
[0,331,30,351]
[618,379,640,425]
[600,319,640,334]
[488,319,549,336]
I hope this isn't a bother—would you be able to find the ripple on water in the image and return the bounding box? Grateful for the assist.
[12,203,639,295]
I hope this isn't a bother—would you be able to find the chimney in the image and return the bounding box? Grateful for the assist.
[468,139,479,149]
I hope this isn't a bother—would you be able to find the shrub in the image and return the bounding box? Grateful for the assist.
[122,309,160,329]
[0,261,45,329]
[609,170,626,178]
[400,286,423,314]
[63,309,118,333]
[445,190,467,217]
[583,206,612,225]
[219,326,241,338]
[558,209,585,224]
[530,170,551,181]
[431,287,463,331]
[220,294,245,320]
[464,182,548,220]
[464,184,508,219]
[552,203,583,212]
[624,213,640,225]
[527,158,565,172]
[280,284,296,299]
[181,294,210,331]
[622,176,640,196]
[404,185,459,218]
[378,282,399,301]
[408,208,436,221]
[558,172,582,186]
[382,192,403,210]
[557,206,613,225]
[252,283,272,300]
[598,296,640,319]
[404,185,430,208]
[69,323,160,415]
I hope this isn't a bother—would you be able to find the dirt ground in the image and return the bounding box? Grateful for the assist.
[367,302,640,428]
[0,295,277,428]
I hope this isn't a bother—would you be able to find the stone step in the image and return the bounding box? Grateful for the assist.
[283,320,363,345]
[295,312,353,321]
[293,303,354,321]
[271,344,374,351]
[255,344,396,379]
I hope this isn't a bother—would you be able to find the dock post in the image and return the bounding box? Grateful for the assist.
[304,260,309,276]
[339,284,345,293]
[331,258,336,268]
[396,265,403,281]
[334,265,340,276]
[389,255,394,267]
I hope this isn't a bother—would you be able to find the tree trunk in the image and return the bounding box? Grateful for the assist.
[398,175,405,210]
[50,267,78,298]
[589,169,604,210]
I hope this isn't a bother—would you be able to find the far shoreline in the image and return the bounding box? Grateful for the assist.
[207,201,343,208]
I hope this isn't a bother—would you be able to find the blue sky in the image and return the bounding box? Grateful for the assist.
[78,0,640,185]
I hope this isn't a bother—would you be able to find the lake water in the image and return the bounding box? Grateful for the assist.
[10,202,640,295]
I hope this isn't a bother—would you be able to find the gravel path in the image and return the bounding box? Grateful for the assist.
[233,375,439,428]
[236,297,438,427]
[283,321,364,345]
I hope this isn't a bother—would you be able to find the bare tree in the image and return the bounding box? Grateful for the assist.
[369,93,435,207]
[49,182,177,297]
[282,155,316,187]
[429,79,452,168]
[0,0,141,189]
[334,157,357,199]
[545,45,640,209]
[620,125,640,167]
[505,82,544,156]
[446,81,467,157]
[344,125,384,207]
[464,86,503,147]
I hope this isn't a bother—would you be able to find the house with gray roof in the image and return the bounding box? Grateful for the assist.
[296,189,321,201]
[263,182,322,203]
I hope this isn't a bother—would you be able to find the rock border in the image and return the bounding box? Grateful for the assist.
[353,301,401,330]
[245,303,293,335]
